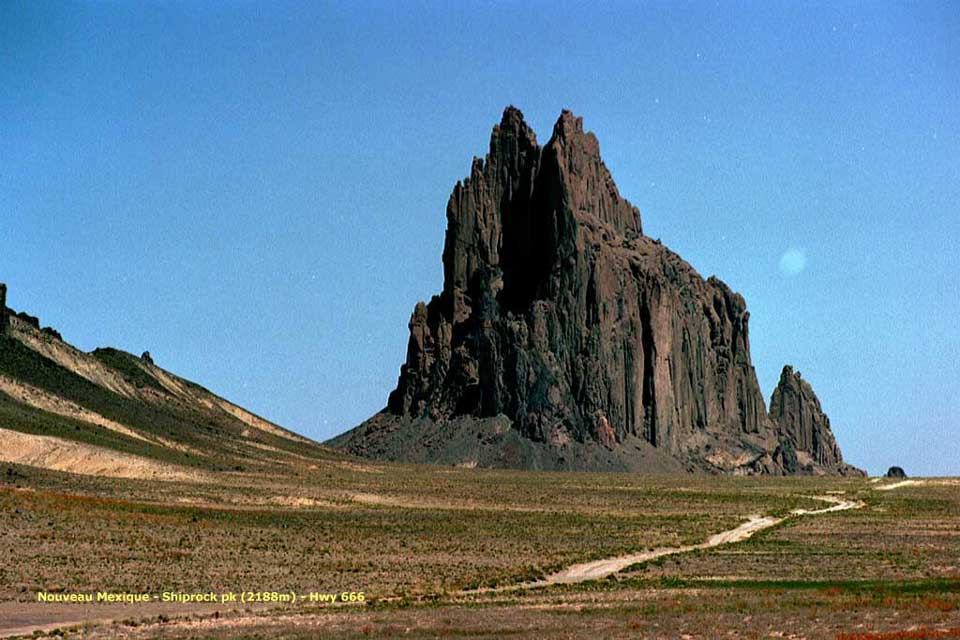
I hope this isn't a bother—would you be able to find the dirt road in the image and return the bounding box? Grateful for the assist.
[471,494,864,592]
[1,484,913,637]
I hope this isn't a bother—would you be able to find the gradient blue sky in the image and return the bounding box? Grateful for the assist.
[2,1,958,476]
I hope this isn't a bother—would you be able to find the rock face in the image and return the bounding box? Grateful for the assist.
[330,107,859,475]
[885,466,907,478]
[1,283,62,341]
[0,282,7,334]
[768,366,857,474]
[769,366,840,465]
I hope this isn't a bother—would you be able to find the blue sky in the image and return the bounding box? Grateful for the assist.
[2,1,957,476]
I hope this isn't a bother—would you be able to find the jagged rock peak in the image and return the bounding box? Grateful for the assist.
[554,109,584,136]
[542,109,642,237]
[497,105,536,136]
[769,365,843,468]
[331,107,857,476]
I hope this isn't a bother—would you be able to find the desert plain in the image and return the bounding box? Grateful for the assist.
[1,451,958,639]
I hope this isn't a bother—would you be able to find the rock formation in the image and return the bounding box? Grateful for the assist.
[329,107,859,475]
[1,283,62,341]
[0,282,7,335]
[768,366,858,474]
[885,466,907,478]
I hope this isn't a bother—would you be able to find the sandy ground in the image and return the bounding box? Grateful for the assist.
[877,480,920,491]
[9,323,136,399]
[875,479,960,491]
[138,359,309,445]
[0,428,205,483]
[17,594,960,640]
[0,600,271,639]
[213,397,312,444]
[347,491,555,513]
[0,376,151,444]
[0,375,202,458]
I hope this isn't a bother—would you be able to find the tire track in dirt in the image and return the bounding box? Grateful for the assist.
[467,494,866,593]
[0,481,921,637]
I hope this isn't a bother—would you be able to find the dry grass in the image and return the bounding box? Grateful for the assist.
[0,459,957,638]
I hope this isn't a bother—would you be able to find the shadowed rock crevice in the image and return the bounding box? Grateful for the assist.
[331,108,860,475]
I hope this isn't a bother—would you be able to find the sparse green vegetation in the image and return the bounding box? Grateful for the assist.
[89,349,166,393]
[2,460,958,638]
[0,333,957,639]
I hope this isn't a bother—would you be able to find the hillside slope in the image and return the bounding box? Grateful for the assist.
[0,283,338,480]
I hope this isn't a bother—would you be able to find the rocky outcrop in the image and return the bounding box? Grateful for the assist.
[0,282,7,335]
[768,366,861,475]
[330,107,857,475]
[885,466,907,478]
[0,284,63,341]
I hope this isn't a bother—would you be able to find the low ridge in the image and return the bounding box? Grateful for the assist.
[0,284,338,480]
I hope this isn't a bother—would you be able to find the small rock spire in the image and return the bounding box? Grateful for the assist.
[0,282,8,334]
[769,365,843,468]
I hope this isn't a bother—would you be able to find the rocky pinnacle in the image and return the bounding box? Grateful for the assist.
[769,366,845,471]
[331,107,859,475]
[0,282,7,335]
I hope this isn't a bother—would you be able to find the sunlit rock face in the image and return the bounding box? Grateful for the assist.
[330,108,860,476]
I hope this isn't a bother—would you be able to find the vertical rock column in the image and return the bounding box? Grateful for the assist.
[0,282,7,335]
[769,365,843,467]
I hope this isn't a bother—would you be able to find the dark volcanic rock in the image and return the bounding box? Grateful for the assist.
[40,326,63,341]
[13,310,40,330]
[769,366,841,466]
[330,107,856,475]
[769,366,863,475]
[0,282,7,334]
[1,285,59,339]
[885,466,907,478]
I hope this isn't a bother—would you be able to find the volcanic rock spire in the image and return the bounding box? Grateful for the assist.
[0,282,7,335]
[331,107,859,475]
[769,366,846,471]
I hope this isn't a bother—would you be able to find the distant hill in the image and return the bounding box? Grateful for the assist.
[330,107,863,477]
[0,282,338,481]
